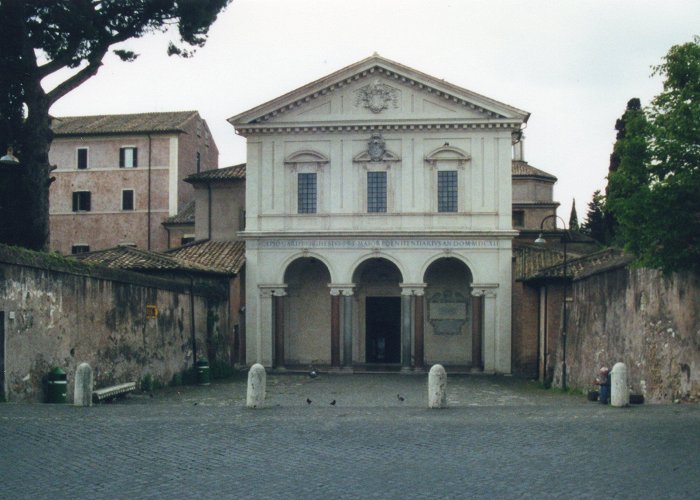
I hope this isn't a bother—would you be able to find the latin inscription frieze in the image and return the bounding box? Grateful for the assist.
[259,239,498,249]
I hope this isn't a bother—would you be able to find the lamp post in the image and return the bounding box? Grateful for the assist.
[0,146,20,165]
[534,214,569,391]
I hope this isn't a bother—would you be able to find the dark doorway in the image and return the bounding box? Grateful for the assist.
[365,297,401,363]
[0,312,4,399]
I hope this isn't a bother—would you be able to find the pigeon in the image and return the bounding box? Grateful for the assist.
[397,394,405,402]
[306,398,312,405]
[330,400,336,406]
[309,368,318,379]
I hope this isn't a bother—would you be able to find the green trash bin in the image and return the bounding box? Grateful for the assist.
[196,360,210,386]
[47,367,67,403]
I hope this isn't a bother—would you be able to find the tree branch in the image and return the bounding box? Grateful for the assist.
[46,50,107,106]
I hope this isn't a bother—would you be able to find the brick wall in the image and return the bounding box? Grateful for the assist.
[0,245,230,402]
[552,266,700,402]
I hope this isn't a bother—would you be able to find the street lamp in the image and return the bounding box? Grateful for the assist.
[535,214,570,391]
[0,147,20,166]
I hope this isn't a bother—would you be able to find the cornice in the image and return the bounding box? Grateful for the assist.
[241,230,519,240]
[235,119,522,137]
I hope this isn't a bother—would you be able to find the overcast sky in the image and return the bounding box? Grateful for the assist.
[46,0,700,223]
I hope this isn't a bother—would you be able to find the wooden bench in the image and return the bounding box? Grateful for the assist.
[92,382,136,403]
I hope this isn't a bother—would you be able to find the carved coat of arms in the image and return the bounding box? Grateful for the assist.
[367,133,386,161]
[355,79,399,114]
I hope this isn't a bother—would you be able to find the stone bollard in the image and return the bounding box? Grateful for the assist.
[73,362,93,407]
[428,364,447,409]
[246,363,266,409]
[611,362,629,407]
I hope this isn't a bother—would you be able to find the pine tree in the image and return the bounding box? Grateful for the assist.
[568,199,579,231]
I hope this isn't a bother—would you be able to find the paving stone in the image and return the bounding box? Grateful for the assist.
[0,374,698,499]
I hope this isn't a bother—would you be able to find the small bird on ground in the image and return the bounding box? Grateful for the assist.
[309,367,318,378]
[397,394,405,402]
[306,398,312,405]
[330,400,336,406]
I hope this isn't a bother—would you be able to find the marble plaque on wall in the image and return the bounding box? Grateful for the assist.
[428,290,469,335]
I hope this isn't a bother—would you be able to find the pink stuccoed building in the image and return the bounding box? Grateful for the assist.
[48,111,218,254]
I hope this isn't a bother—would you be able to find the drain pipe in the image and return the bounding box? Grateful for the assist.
[190,274,197,367]
[147,134,152,250]
[207,183,212,240]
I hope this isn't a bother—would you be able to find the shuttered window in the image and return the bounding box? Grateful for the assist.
[72,191,91,212]
[119,147,138,168]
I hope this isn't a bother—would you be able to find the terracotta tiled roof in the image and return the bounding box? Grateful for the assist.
[516,246,633,282]
[165,240,245,274]
[512,160,557,181]
[163,200,195,225]
[185,164,246,183]
[72,245,225,274]
[51,111,198,136]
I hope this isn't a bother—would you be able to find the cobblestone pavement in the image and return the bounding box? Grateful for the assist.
[1,373,699,499]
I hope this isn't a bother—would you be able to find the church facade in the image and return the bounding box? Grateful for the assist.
[229,55,529,373]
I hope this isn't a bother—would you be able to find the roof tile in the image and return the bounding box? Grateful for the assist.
[51,111,198,136]
[166,240,245,274]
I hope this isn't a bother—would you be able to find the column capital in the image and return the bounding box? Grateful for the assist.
[471,283,498,298]
[329,283,355,296]
[400,283,427,296]
[259,284,287,297]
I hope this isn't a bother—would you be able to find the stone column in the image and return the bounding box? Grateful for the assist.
[342,290,354,369]
[471,293,483,371]
[273,290,287,369]
[331,285,355,369]
[472,285,498,373]
[258,285,287,367]
[414,288,425,369]
[399,284,427,371]
[400,289,412,371]
[330,291,341,368]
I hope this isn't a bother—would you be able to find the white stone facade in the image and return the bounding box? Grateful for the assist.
[230,56,529,373]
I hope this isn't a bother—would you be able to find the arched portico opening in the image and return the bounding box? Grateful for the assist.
[352,258,404,366]
[282,257,332,367]
[423,257,478,369]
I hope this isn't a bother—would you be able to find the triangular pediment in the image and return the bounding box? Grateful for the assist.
[229,55,529,130]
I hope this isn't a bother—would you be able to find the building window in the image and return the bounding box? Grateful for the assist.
[71,244,90,254]
[297,173,317,214]
[512,210,525,228]
[196,152,201,173]
[181,235,195,245]
[122,189,134,211]
[367,171,387,213]
[119,147,138,168]
[77,148,88,169]
[437,170,458,212]
[72,191,91,212]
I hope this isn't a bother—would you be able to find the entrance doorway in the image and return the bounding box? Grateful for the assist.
[365,297,401,363]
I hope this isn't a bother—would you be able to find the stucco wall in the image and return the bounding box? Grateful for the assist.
[0,246,229,402]
[556,267,700,402]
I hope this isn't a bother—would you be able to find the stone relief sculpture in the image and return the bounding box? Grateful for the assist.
[354,79,399,114]
[367,133,386,162]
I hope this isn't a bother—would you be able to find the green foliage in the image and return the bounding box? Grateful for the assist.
[0,0,230,250]
[606,37,700,273]
[568,199,579,231]
[581,190,609,243]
